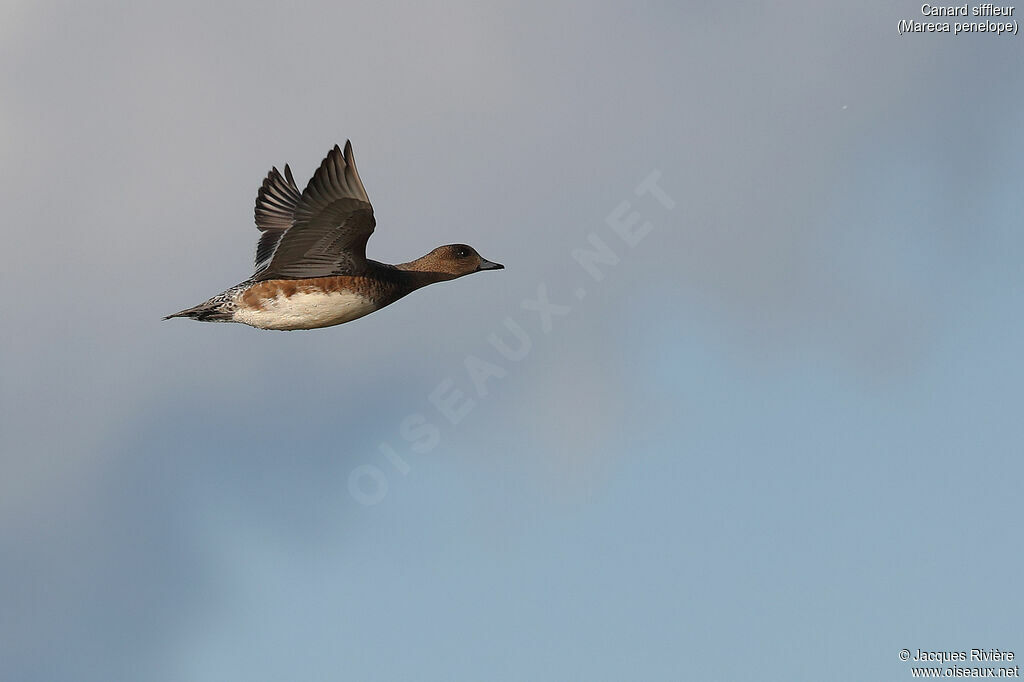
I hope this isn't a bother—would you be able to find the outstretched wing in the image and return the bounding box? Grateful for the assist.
[255,141,375,280]
[253,164,302,273]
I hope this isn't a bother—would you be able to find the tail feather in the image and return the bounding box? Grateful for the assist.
[165,283,247,323]
[163,302,233,322]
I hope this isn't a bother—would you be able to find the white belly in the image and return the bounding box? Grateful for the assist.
[233,290,378,330]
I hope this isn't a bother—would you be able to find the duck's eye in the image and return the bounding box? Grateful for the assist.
[454,247,470,258]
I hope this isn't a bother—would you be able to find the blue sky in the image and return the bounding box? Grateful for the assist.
[2,1,1022,680]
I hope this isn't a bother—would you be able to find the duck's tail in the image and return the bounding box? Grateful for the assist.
[163,301,233,322]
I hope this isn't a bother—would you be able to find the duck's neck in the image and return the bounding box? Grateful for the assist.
[393,257,458,288]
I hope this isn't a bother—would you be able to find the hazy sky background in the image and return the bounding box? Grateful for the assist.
[2,1,1022,680]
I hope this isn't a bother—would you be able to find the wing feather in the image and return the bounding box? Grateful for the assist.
[255,141,375,280]
[253,164,302,271]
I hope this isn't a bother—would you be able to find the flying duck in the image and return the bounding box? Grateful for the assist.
[165,141,503,330]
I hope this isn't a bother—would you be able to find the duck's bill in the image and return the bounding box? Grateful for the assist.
[477,259,504,271]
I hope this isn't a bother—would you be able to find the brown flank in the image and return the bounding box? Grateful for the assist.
[239,276,384,310]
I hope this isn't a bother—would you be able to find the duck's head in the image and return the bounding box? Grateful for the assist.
[414,244,504,278]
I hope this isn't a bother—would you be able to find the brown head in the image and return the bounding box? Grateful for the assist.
[399,244,504,280]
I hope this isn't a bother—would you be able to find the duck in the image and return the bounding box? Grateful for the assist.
[165,141,503,330]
